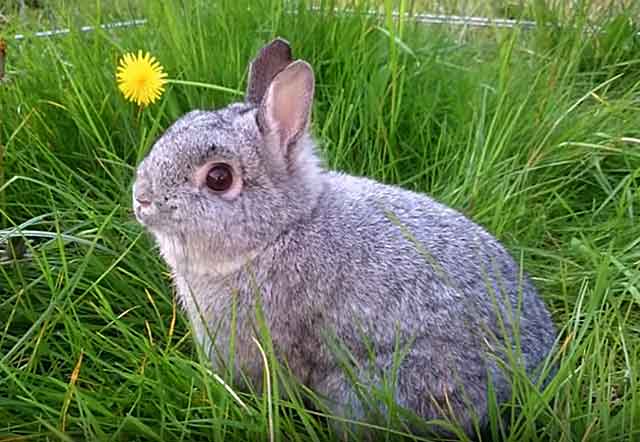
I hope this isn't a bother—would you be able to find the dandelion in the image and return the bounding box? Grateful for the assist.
[116,50,167,107]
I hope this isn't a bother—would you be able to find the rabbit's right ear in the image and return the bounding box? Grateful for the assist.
[246,38,293,105]
[257,60,315,152]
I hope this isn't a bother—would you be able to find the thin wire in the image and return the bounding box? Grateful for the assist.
[11,6,630,42]
[13,18,148,41]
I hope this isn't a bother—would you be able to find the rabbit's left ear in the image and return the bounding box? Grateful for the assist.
[246,38,293,105]
[257,60,315,149]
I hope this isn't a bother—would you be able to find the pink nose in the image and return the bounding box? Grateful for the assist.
[134,179,153,207]
[135,195,152,207]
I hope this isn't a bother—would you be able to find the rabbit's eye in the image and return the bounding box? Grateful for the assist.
[206,164,234,192]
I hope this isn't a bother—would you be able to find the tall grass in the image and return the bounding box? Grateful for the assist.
[1,0,639,440]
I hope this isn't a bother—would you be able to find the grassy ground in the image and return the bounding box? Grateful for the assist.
[1,0,640,440]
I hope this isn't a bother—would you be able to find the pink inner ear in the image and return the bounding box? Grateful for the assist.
[271,83,305,143]
[261,61,314,147]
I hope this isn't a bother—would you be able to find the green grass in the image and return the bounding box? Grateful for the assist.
[1,0,640,440]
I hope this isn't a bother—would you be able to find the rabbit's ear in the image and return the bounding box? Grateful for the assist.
[246,38,293,105]
[257,60,315,149]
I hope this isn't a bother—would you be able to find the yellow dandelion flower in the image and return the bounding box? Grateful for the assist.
[116,50,167,107]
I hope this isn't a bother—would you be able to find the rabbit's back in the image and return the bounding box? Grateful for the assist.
[272,171,556,426]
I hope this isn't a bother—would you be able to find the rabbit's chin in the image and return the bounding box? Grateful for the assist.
[151,228,260,279]
[134,205,177,231]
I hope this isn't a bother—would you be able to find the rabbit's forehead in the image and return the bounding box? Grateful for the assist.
[151,106,259,166]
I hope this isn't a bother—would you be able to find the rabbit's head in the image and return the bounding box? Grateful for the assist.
[133,39,321,275]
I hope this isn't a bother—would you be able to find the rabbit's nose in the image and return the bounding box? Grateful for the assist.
[134,179,153,207]
[136,195,152,207]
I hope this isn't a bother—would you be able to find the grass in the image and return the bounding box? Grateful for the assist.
[1,0,640,440]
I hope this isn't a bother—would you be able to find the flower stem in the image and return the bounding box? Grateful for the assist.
[135,105,142,127]
[166,79,243,96]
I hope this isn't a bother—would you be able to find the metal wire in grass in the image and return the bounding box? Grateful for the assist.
[10,11,539,43]
[12,18,148,41]
[9,8,640,44]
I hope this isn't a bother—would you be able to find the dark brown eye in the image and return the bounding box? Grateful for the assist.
[206,163,233,192]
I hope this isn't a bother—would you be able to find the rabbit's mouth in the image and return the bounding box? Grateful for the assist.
[133,197,175,230]
[132,193,156,225]
[133,202,176,231]
[132,178,179,229]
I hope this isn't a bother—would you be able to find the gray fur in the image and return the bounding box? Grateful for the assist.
[133,39,556,436]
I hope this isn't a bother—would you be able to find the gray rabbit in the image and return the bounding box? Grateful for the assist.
[133,38,556,436]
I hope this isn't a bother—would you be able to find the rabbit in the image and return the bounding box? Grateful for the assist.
[132,38,557,437]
